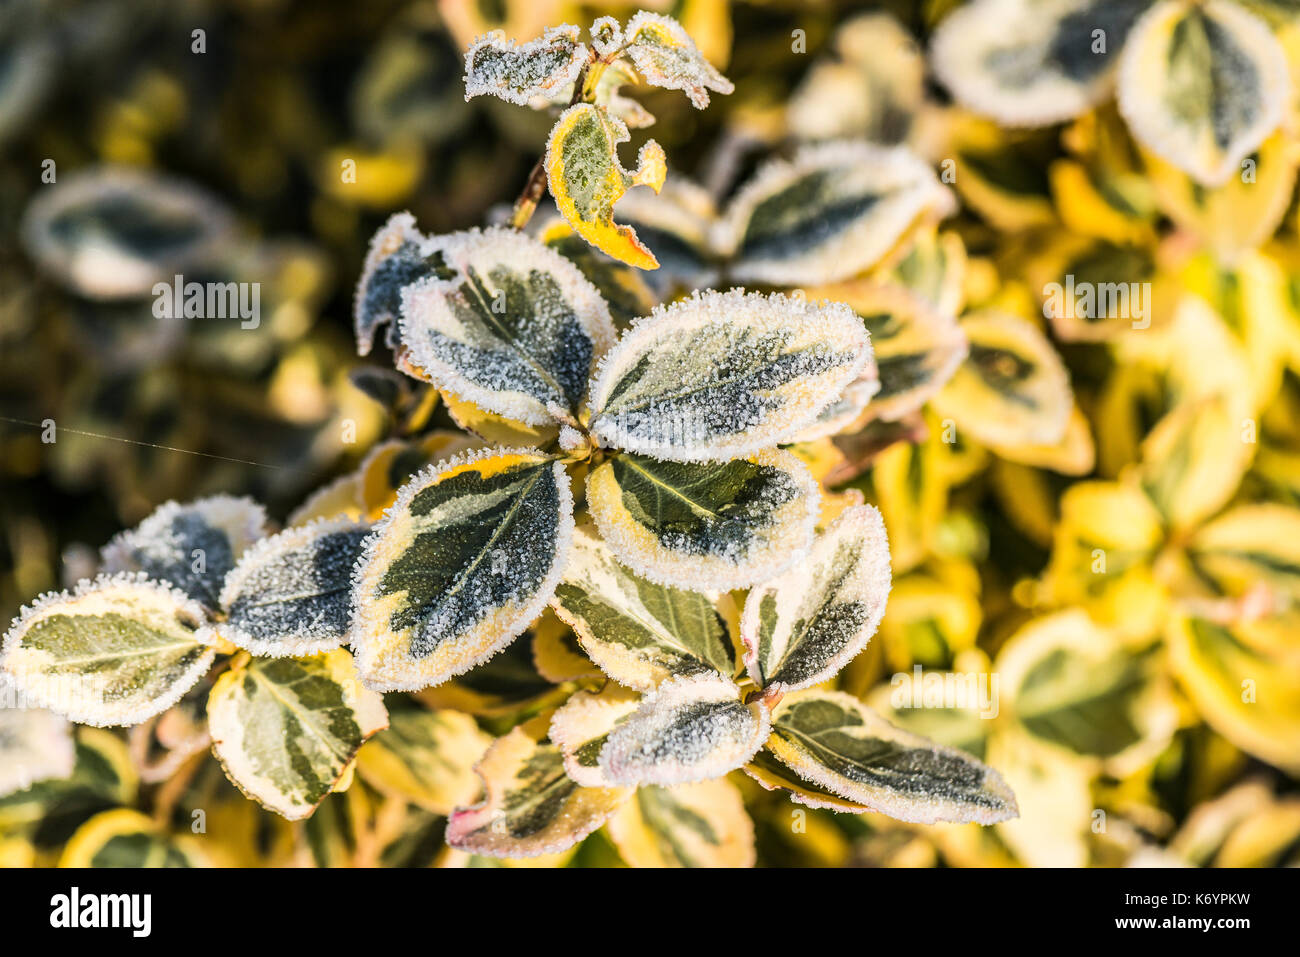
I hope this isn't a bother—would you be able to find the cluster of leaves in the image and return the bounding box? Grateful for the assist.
[4,1,1300,868]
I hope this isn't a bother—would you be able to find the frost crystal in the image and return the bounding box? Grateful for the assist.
[590,16,624,59]
[464,25,589,107]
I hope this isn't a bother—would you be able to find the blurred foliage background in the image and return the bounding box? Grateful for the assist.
[2,0,1298,867]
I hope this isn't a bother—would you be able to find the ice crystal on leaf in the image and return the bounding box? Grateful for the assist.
[622,12,734,110]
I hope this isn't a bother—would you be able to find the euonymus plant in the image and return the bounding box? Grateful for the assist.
[2,11,1022,863]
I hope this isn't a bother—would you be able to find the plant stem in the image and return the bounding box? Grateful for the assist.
[508,56,594,231]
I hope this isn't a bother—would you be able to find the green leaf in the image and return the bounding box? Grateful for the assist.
[598,673,770,786]
[59,808,207,867]
[101,495,268,613]
[446,728,628,858]
[207,650,389,821]
[621,11,734,109]
[355,708,492,815]
[463,24,588,106]
[1,574,214,727]
[586,448,818,590]
[764,690,1018,824]
[931,0,1147,126]
[216,517,371,658]
[741,505,892,692]
[397,227,616,426]
[717,142,953,286]
[551,523,737,691]
[350,448,574,692]
[589,289,869,462]
[1119,0,1289,186]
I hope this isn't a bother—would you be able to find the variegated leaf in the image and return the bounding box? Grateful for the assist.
[744,748,872,812]
[716,142,954,286]
[548,683,642,787]
[1118,0,1290,186]
[359,431,485,516]
[998,611,1177,767]
[353,212,453,356]
[397,227,616,426]
[442,389,560,448]
[531,609,602,683]
[931,0,1146,126]
[355,707,492,815]
[58,808,208,867]
[764,690,1018,824]
[931,310,1073,448]
[101,495,267,613]
[621,11,734,109]
[350,449,574,692]
[588,289,869,462]
[551,523,737,691]
[216,517,371,658]
[612,178,719,297]
[463,24,588,106]
[20,165,234,300]
[598,673,770,786]
[207,650,388,821]
[606,778,756,868]
[446,728,628,858]
[741,506,891,693]
[1,574,214,727]
[545,103,667,269]
[1187,504,1300,604]
[586,448,819,590]
[0,683,76,798]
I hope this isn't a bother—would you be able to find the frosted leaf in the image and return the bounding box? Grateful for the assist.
[588,448,820,591]
[788,369,881,443]
[715,141,955,286]
[446,728,629,858]
[0,679,76,798]
[286,471,364,527]
[443,390,560,449]
[463,25,588,107]
[589,289,869,462]
[589,16,624,58]
[208,649,388,821]
[398,227,617,426]
[551,523,737,691]
[353,212,454,356]
[805,280,968,426]
[216,517,372,658]
[598,673,769,787]
[606,778,756,868]
[349,448,574,692]
[355,708,492,815]
[930,0,1143,128]
[19,165,234,300]
[1,573,214,728]
[744,749,874,813]
[100,495,268,613]
[548,684,642,787]
[622,11,734,109]
[930,310,1072,448]
[420,633,564,717]
[359,431,485,517]
[741,506,891,693]
[763,689,1019,824]
[545,103,667,270]
[1118,0,1289,187]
